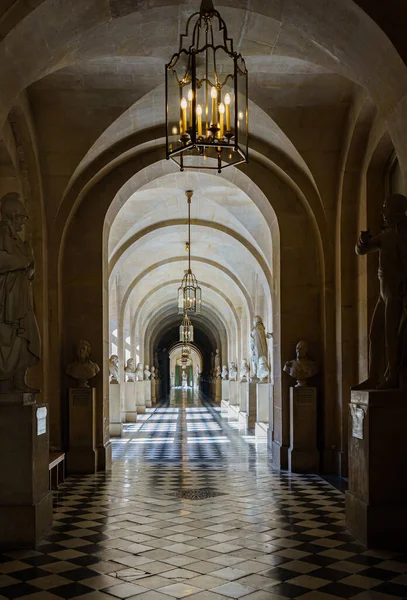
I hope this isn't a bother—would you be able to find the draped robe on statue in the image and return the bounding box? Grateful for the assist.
[0,221,40,381]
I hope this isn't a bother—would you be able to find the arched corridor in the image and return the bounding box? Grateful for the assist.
[2,0,407,579]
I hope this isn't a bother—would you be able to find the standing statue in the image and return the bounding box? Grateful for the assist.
[151,366,156,380]
[124,357,136,382]
[257,357,270,383]
[214,348,220,376]
[240,359,250,382]
[283,340,318,387]
[221,365,229,380]
[250,316,272,381]
[194,365,200,386]
[135,363,144,381]
[144,365,151,380]
[0,193,40,394]
[354,194,407,389]
[229,362,238,381]
[66,340,100,388]
[108,355,119,384]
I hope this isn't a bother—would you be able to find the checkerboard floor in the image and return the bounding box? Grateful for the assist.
[1,389,407,600]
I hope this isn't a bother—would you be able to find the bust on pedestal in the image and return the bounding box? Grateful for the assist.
[66,340,99,474]
[0,192,52,548]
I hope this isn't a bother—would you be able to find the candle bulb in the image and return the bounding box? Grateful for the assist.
[188,89,193,128]
[211,86,217,125]
[180,97,187,134]
[219,102,225,138]
[224,93,231,131]
[196,104,203,137]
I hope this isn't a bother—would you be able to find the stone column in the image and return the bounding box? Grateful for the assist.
[124,381,137,422]
[109,383,123,437]
[288,386,319,472]
[248,381,257,428]
[215,378,222,404]
[346,390,407,548]
[0,397,53,548]
[67,387,97,473]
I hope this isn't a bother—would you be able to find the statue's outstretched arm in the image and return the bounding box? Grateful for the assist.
[355,232,381,255]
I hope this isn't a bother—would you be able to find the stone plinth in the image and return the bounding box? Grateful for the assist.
[0,400,53,548]
[229,381,238,406]
[152,380,157,404]
[215,378,221,404]
[346,390,407,549]
[256,383,270,423]
[288,386,319,473]
[221,380,229,401]
[125,381,137,422]
[144,381,152,408]
[109,383,123,437]
[68,387,97,473]
[136,381,146,413]
[248,382,257,428]
[239,382,248,413]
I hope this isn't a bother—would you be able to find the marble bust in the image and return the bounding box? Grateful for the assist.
[144,365,151,380]
[108,355,119,384]
[124,358,136,382]
[66,340,100,388]
[283,340,318,387]
[135,363,144,381]
[229,362,238,381]
[240,359,249,382]
[221,365,229,380]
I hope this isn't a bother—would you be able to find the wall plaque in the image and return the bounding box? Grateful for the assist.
[295,387,314,405]
[350,404,366,439]
[36,406,47,435]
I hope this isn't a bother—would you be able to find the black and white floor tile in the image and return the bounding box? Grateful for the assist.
[1,389,407,599]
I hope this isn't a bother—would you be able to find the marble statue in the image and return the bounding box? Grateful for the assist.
[109,355,119,384]
[215,365,221,379]
[151,366,156,380]
[124,357,136,382]
[221,365,229,380]
[257,356,270,383]
[229,362,238,381]
[250,315,272,381]
[194,365,200,386]
[135,363,144,381]
[214,349,220,376]
[0,193,41,394]
[144,365,151,380]
[66,340,100,388]
[354,193,407,389]
[240,359,250,382]
[283,340,318,387]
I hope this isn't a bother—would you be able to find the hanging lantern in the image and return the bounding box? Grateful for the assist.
[180,313,194,343]
[177,190,202,314]
[165,0,248,173]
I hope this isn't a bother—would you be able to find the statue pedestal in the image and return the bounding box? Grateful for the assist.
[151,380,157,404]
[248,382,257,428]
[144,381,152,408]
[239,382,248,413]
[229,381,238,406]
[109,383,123,437]
[288,386,319,473]
[346,390,407,549]
[136,381,146,413]
[68,387,97,473]
[125,381,137,422]
[0,399,53,548]
[221,380,229,402]
[255,383,270,438]
[215,378,221,404]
